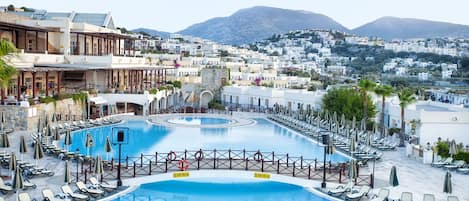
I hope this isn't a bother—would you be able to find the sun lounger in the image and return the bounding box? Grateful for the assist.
[89,177,117,192]
[61,185,89,201]
[76,181,104,197]
[431,158,453,167]
[423,194,435,201]
[444,160,466,170]
[447,196,459,201]
[369,188,389,201]
[456,166,469,174]
[18,193,33,201]
[345,185,370,201]
[30,167,55,177]
[43,189,65,201]
[400,192,413,201]
[327,183,353,196]
[0,178,12,194]
[23,179,37,189]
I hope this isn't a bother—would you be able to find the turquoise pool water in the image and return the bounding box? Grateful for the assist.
[65,118,348,162]
[167,116,232,125]
[112,179,330,201]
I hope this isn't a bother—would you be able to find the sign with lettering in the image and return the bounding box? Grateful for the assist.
[254,172,270,179]
[173,171,190,178]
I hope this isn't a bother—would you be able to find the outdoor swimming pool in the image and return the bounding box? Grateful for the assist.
[112,179,330,201]
[167,116,233,126]
[65,117,348,162]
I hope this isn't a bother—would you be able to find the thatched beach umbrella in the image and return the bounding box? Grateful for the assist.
[64,130,72,151]
[326,135,335,155]
[33,140,44,166]
[104,136,112,161]
[19,136,27,161]
[94,155,103,182]
[443,171,452,194]
[9,152,16,178]
[0,112,5,133]
[360,118,366,132]
[449,140,458,158]
[64,160,71,184]
[85,133,94,157]
[350,134,357,156]
[51,113,57,123]
[12,166,24,201]
[53,128,61,141]
[365,131,372,147]
[348,159,358,185]
[389,166,399,187]
[37,116,42,133]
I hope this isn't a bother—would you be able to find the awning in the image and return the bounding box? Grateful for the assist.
[89,96,108,105]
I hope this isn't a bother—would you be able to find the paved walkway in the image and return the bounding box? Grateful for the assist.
[370,146,468,201]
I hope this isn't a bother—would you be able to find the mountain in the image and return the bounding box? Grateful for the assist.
[353,17,469,40]
[131,28,171,38]
[178,6,348,45]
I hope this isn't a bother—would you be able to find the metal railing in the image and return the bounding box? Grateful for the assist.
[74,149,371,187]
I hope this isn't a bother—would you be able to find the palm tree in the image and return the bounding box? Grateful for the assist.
[0,39,18,104]
[374,85,393,138]
[397,89,417,147]
[357,79,376,123]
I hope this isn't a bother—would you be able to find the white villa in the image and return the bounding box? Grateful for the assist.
[221,85,325,112]
[381,97,469,146]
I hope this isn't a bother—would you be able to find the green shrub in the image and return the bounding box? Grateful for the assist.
[149,88,158,94]
[388,128,400,136]
[158,86,167,91]
[208,100,225,110]
[454,152,469,163]
[435,141,450,158]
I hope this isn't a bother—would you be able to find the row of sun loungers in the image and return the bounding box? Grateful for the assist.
[54,117,122,133]
[327,186,460,201]
[0,177,117,200]
[431,157,469,174]
[269,114,383,162]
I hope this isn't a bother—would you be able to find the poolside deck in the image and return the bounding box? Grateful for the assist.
[0,113,468,201]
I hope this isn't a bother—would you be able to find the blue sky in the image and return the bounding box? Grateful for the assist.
[2,0,468,32]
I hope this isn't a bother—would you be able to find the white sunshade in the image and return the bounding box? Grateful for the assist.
[89,96,108,105]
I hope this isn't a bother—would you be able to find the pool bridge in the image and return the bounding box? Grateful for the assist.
[74,149,372,187]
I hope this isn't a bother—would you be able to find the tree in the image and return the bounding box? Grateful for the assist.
[72,92,88,120]
[7,4,15,11]
[0,39,18,103]
[322,88,376,123]
[357,79,376,122]
[397,89,417,147]
[374,85,394,137]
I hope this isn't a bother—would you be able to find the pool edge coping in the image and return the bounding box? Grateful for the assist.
[98,170,343,201]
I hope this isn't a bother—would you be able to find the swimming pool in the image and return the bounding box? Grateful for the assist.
[167,116,233,126]
[65,117,348,162]
[112,179,330,201]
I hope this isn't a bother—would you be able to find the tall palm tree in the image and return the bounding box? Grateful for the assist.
[397,89,417,147]
[357,79,376,123]
[374,85,393,138]
[0,39,18,103]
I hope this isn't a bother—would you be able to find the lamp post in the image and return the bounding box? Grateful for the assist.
[75,148,80,182]
[321,133,329,188]
[117,141,122,186]
[371,151,377,188]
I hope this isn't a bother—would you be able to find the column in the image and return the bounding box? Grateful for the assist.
[45,71,49,96]
[16,73,21,101]
[32,72,36,97]
[57,71,61,97]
